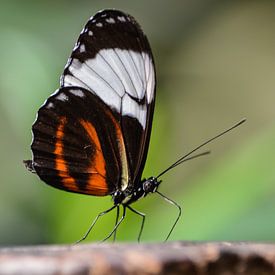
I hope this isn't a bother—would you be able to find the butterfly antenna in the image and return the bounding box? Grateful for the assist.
[166,150,211,171]
[156,118,246,179]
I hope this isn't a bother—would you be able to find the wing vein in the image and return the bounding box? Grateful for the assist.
[97,51,127,95]
[64,73,91,91]
[128,50,145,94]
[84,60,122,97]
[113,48,139,98]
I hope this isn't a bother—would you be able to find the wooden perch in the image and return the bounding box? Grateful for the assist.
[0,242,275,274]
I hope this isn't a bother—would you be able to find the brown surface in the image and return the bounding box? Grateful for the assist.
[0,242,275,275]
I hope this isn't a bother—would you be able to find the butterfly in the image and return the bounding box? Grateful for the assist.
[24,9,246,242]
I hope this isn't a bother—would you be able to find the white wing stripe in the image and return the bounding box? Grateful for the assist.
[86,56,124,97]
[96,51,126,96]
[129,50,146,94]
[69,59,121,110]
[115,49,144,99]
[65,48,153,103]
[100,49,136,98]
[63,48,155,126]
[146,61,155,103]
[143,52,150,84]
[63,74,91,91]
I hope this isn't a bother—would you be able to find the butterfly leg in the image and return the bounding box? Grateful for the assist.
[127,205,145,242]
[75,204,117,244]
[100,205,126,242]
[113,205,120,242]
[156,191,182,241]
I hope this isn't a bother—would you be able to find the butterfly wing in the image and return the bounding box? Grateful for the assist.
[61,10,156,189]
[28,87,130,196]
[26,9,156,195]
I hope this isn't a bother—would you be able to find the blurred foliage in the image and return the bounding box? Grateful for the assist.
[1,0,275,245]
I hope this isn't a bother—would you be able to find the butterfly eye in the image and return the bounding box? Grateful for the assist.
[143,177,156,193]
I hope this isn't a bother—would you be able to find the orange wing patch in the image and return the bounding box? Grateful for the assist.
[80,119,109,195]
[54,116,79,190]
[53,117,109,196]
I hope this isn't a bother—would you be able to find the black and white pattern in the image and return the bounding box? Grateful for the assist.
[27,9,156,195]
[60,9,156,187]
[61,9,155,129]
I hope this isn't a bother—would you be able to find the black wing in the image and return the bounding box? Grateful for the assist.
[61,9,156,189]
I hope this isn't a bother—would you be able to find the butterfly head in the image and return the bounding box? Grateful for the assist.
[142,177,161,193]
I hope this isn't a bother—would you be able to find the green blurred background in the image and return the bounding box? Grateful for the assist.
[1,0,275,245]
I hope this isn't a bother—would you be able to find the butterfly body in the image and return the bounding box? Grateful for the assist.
[112,177,161,205]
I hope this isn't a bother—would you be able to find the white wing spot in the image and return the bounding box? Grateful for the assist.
[79,44,86,53]
[117,16,126,22]
[88,30,93,36]
[46,102,54,109]
[56,93,68,102]
[69,89,85,98]
[80,28,86,35]
[106,18,115,24]
[96,22,103,27]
